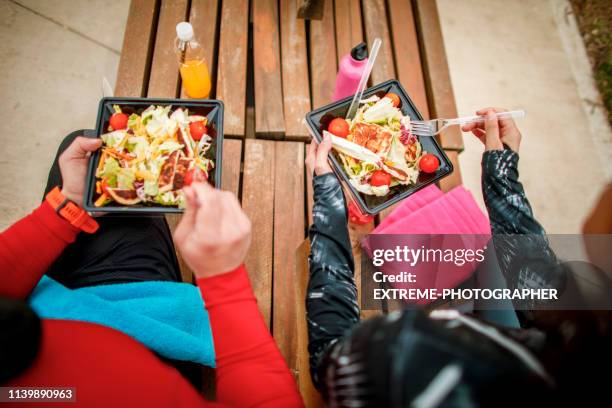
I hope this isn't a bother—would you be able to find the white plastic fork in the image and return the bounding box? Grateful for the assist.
[410,110,525,137]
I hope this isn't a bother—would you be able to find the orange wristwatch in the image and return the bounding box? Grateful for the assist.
[45,187,99,233]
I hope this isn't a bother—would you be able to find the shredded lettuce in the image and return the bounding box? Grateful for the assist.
[144,179,159,196]
[170,108,189,126]
[176,191,186,209]
[144,106,178,138]
[117,168,136,190]
[97,157,120,187]
[158,140,184,154]
[126,136,149,156]
[362,98,402,124]
[128,113,140,130]
[101,130,126,149]
[386,136,409,171]
[155,191,178,205]
[349,179,387,196]
[141,106,155,125]
[371,185,390,196]
[360,95,380,104]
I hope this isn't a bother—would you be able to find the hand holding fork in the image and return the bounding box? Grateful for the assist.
[410,107,523,152]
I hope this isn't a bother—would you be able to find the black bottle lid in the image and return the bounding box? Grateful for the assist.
[350,42,368,61]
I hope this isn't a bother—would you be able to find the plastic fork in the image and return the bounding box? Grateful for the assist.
[410,110,525,137]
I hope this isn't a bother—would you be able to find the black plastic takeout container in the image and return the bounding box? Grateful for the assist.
[84,97,224,213]
[304,79,453,216]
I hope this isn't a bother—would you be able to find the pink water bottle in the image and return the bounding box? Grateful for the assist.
[332,42,368,101]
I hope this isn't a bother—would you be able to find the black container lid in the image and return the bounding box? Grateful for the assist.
[350,42,368,61]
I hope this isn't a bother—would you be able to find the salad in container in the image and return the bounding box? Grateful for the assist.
[84,98,223,213]
[305,79,453,215]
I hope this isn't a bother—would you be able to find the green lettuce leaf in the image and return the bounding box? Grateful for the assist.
[128,113,140,130]
[101,130,126,149]
[97,157,120,187]
[117,168,136,190]
[126,136,149,157]
[362,98,402,124]
[158,140,184,154]
[385,136,411,174]
[144,179,159,196]
[155,191,178,206]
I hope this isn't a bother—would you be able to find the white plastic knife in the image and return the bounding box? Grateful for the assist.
[324,130,381,164]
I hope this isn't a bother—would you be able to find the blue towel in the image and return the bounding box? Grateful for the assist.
[29,276,215,367]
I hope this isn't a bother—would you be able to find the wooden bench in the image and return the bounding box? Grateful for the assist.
[115,0,463,405]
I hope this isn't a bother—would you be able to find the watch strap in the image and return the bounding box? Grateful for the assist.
[45,187,99,233]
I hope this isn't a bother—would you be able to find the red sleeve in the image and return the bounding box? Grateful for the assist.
[197,266,304,408]
[0,201,79,299]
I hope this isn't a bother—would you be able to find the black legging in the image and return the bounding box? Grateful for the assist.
[43,130,182,288]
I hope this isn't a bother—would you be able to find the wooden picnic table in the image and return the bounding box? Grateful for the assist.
[115,0,464,405]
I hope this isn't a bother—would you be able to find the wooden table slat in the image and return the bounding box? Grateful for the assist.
[147,0,189,98]
[280,0,311,141]
[360,0,396,85]
[438,150,463,192]
[334,0,363,63]
[253,0,286,138]
[378,202,398,223]
[297,0,325,20]
[387,0,430,118]
[114,0,158,97]
[306,160,314,226]
[242,139,276,327]
[414,0,464,151]
[272,142,305,369]
[221,139,243,196]
[350,219,384,319]
[180,0,220,99]
[309,0,337,109]
[216,0,249,137]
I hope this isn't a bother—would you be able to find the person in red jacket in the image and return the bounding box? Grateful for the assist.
[0,131,303,407]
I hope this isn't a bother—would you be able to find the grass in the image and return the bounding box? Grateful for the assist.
[570,0,612,125]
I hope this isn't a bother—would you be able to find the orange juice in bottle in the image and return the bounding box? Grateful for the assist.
[175,22,211,99]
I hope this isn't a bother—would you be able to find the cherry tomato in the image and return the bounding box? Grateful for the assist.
[109,113,128,130]
[384,93,401,108]
[184,167,207,186]
[419,154,440,173]
[327,118,350,138]
[370,170,392,187]
[348,201,373,225]
[189,121,207,141]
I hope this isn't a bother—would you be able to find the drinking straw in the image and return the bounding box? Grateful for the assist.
[345,37,382,120]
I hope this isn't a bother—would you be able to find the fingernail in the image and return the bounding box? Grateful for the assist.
[487,111,496,120]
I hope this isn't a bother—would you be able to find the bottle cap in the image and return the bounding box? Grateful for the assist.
[176,22,194,41]
[350,42,368,61]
